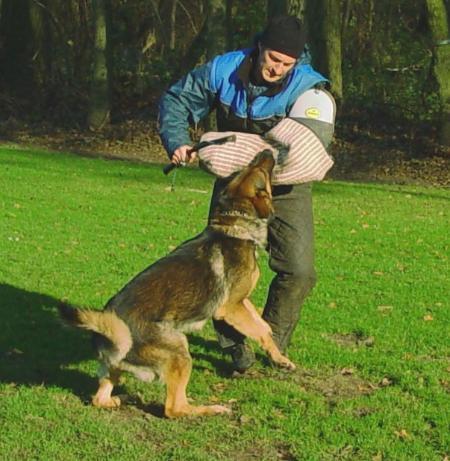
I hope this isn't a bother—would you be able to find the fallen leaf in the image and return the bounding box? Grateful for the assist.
[328,302,337,309]
[239,415,251,424]
[273,409,286,419]
[5,348,24,357]
[363,336,375,347]
[423,314,434,321]
[341,367,355,376]
[212,382,226,392]
[380,377,393,387]
[394,429,410,439]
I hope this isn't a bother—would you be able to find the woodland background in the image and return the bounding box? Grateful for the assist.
[0,0,449,185]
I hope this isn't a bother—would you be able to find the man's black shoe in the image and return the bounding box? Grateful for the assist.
[227,343,256,373]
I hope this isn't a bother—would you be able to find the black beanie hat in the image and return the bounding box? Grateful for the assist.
[259,15,307,59]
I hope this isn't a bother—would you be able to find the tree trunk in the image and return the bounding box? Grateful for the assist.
[341,0,353,36]
[267,1,306,20]
[205,0,226,131]
[0,0,33,96]
[205,0,227,59]
[29,0,50,107]
[226,0,233,50]
[267,0,288,17]
[425,0,450,146]
[170,0,176,50]
[305,0,343,102]
[87,0,111,130]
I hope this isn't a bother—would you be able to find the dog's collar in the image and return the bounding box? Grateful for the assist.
[208,214,268,247]
[212,210,255,220]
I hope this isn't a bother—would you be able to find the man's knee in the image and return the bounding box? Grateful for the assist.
[290,269,316,293]
[275,263,317,298]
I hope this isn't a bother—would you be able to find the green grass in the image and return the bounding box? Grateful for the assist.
[0,144,448,460]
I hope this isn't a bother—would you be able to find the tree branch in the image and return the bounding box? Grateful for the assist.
[177,0,199,34]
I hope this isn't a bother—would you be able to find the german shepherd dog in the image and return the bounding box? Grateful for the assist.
[59,150,295,418]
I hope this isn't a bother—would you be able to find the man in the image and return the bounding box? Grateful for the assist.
[158,15,334,373]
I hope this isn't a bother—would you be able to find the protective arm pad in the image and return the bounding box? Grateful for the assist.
[289,88,336,148]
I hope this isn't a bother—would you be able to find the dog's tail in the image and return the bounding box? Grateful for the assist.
[58,303,132,361]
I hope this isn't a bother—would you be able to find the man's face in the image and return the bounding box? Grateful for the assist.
[257,46,297,83]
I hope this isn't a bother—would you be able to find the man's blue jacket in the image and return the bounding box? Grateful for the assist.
[158,48,327,156]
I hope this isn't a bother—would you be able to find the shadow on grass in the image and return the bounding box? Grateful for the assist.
[0,283,96,399]
[188,335,234,377]
[0,284,235,407]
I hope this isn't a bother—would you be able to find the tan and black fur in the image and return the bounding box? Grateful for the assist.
[59,150,295,418]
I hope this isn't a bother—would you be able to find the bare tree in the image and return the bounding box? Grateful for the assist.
[425,0,450,146]
[87,0,111,130]
[29,0,50,105]
[0,0,33,94]
[305,0,343,102]
[176,0,226,75]
[205,0,227,59]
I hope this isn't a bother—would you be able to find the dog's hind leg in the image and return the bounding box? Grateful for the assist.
[92,365,122,408]
[216,299,296,370]
[161,334,231,418]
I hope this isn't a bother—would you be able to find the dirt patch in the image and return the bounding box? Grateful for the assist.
[323,332,375,349]
[292,367,378,399]
[330,137,450,187]
[0,119,168,164]
[236,366,380,400]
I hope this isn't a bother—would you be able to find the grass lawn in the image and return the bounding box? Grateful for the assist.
[0,144,448,460]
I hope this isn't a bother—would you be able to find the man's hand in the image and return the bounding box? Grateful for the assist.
[171,145,197,165]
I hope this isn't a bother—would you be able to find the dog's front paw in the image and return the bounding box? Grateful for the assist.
[274,355,296,371]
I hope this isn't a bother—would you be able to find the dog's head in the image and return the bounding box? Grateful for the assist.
[219,150,275,219]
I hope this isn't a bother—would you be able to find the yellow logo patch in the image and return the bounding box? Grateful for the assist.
[305,107,320,119]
